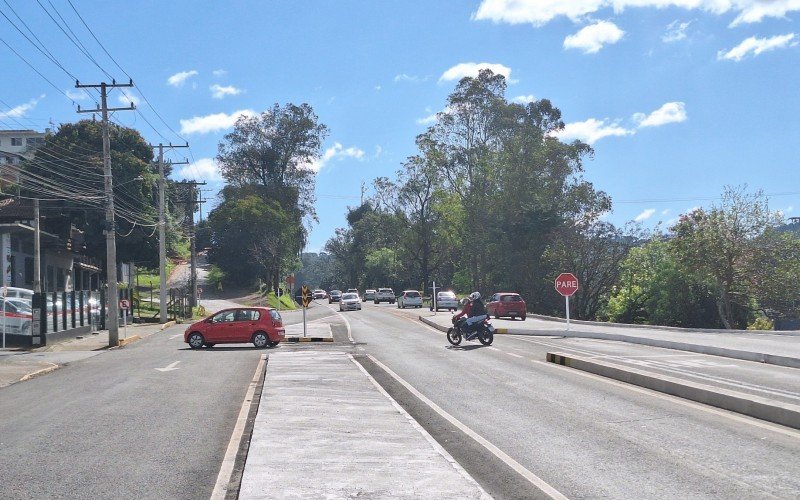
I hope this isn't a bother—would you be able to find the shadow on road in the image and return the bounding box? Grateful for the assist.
[445,344,488,351]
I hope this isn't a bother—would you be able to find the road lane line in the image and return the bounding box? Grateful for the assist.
[506,352,524,359]
[211,353,267,500]
[169,333,182,340]
[349,354,491,499]
[367,354,568,499]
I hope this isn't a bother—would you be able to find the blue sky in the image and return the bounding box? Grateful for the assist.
[1,0,798,251]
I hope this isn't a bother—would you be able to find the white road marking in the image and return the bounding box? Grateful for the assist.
[155,361,181,372]
[367,354,568,499]
[486,346,500,352]
[169,334,182,340]
[506,352,524,358]
[211,353,267,500]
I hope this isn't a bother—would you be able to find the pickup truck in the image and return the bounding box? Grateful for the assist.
[374,288,395,304]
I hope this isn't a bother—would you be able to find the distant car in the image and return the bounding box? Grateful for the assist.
[486,293,526,320]
[313,289,327,299]
[328,290,342,303]
[431,291,459,312]
[1,286,33,304]
[184,307,285,349]
[363,289,376,302]
[374,288,395,304]
[397,290,422,309]
[347,288,360,296]
[0,297,32,335]
[339,293,362,311]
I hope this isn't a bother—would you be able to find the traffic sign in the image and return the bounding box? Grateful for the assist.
[286,275,296,287]
[301,284,311,308]
[119,299,131,310]
[197,287,203,295]
[555,273,579,297]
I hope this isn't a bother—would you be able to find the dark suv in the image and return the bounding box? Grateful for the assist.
[328,290,342,303]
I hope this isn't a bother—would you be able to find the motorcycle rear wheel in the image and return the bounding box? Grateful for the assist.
[478,330,494,345]
[447,328,462,346]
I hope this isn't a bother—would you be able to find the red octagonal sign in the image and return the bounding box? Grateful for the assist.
[555,273,579,297]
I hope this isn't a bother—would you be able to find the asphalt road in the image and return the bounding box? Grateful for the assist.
[346,302,800,499]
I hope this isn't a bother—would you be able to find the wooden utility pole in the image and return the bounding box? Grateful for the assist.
[76,79,135,347]
[151,143,188,323]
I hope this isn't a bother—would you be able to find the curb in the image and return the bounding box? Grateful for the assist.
[284,337,333,343]
[419,316,800,369]
[418,316,508,334]
[18,362,59,382]
[546,352,800,430]
[118,335,141,347]
[160,320,177,330]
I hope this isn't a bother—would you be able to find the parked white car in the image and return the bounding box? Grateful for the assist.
[431,291,459,311]
[0,297,32,335]
[397,290,423,309]
[339,293,362,311]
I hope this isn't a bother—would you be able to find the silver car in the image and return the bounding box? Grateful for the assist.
[431,291,459,311]
[339,293,362,311]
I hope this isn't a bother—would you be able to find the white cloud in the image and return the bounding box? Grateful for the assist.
[65,89,88,101]
[0,94,45,119]
[175,158,223,182]
[210,84,243,99]
[167,70,198,87]
[439,62,512,82]
[306,142,366,173]
[117,90,140,107]
[473,0,800,27]
[717,33,798,62]
[554,118,634,144]
[564,21,624,54]
[661,208,671,215]
[394,74,427,83]
[417,113,438,125]
[663,20,692,42]
[512,94,536,104]
[375,85,382,91]
[212,69,227,77]
[179,109,256,135]
[633,101,687,127]
[635,208,657,221]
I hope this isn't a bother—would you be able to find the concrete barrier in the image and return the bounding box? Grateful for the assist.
[546,352,800,430]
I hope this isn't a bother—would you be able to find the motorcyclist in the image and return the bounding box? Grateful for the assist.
[452,292,488,338]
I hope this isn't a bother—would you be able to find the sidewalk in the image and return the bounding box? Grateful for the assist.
[239,351,488,499]
[0,321,174,388]
[418,313,800,368]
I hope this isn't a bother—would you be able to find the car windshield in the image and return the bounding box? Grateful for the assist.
[379,288,393,293]
[342,293,358,300]
[405,291,420,298]
[501,295,522,302]
[331,290,341,295]
[438,292,456,298]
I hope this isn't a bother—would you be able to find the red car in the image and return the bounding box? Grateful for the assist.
[486,293,527,321]
[184,307,285,349]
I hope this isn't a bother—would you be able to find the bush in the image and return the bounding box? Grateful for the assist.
[207,265,226,291]
[747,316,773,331]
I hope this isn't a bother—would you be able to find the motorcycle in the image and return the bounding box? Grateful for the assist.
[447,315,495,346]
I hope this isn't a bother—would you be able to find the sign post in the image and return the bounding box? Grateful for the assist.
[197,287,203,309]
[554,273,579,331]
[301,284,311,338]
[431,281,438,315]
[119,299,130,339]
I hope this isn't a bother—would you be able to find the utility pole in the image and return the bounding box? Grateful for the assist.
[174,181,206,309]
[33,199,41,294]
[76,79,135,347]
[151,144,188,323]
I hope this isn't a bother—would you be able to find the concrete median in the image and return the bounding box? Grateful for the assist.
[546,352,800,430]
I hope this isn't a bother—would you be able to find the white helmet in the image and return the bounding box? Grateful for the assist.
[469,292,481,301]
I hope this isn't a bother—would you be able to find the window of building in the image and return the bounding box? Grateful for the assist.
[57,269,65,290]
[11,138,23,146]
[26,137,44,147]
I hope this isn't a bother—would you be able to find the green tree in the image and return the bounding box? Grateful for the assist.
[24,120,166,267]
[672,186,788,328]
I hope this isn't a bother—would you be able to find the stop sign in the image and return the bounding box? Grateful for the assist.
[555,273,579,297]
